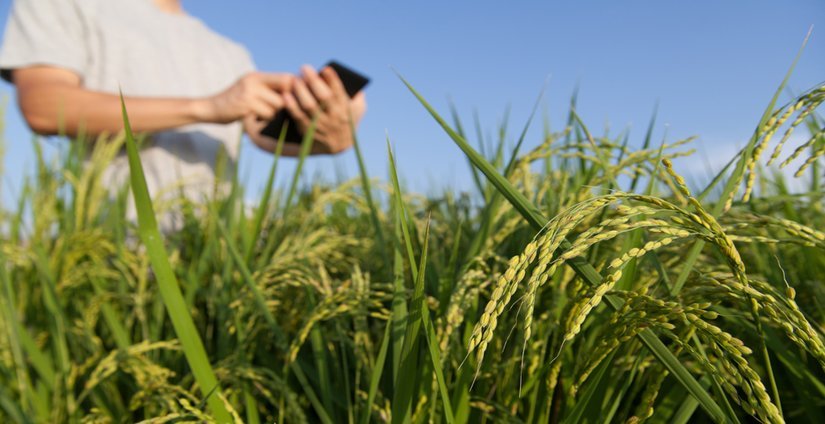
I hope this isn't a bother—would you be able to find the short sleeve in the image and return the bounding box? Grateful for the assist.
[238,47,257,74]
[0,0,88,82]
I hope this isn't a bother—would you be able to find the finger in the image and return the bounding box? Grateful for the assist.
[320,66,347,100]
[257,72,294,91]
[243,114,266,134]
[350,92,367,122]
[256,87,284,112]
[244,114,279,153]
[301,65,336,108]
[293,79,320,118]
[283,92,310,126]
[250,99,277,120]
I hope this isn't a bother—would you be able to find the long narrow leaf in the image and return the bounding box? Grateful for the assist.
[421,301,455,423]
[120,95,232,423]
[392,217,431,424]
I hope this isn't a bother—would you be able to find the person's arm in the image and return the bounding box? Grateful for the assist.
[243,65,367,156]
[12,65,294,137]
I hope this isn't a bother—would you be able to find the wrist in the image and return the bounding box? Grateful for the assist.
[189,97,215,123]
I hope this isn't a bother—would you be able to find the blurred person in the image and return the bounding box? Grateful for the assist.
[0,0,366,224]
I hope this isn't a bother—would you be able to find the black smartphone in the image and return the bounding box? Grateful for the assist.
[260,61,370,142]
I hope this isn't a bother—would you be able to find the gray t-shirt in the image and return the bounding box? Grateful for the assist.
[0,0,255,218]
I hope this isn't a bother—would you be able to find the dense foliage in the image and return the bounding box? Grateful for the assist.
[0,77,823,423]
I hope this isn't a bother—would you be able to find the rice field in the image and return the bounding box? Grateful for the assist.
[0,68,823,422]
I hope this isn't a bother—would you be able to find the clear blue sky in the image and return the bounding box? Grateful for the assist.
[1,1,823,204]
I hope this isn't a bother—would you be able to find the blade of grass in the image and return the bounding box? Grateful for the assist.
[0,385,31,424]
[669,385,700,424]
[391,217,430,424]
[352,128,386,250]
[360,318,392,424]
[309,325,334,418]
[386,140,423,423]
[571,109,620,196]
[390,218,408,388]
[254,119,319,270]
[15,325,55,391]
[629,104,658,193]
[286,357,334,424]
[502,78,547,175]
[334,322,354,424]
[387,139,418,281]
[561,349,618,424]
[32,249,75,416]
[449,100,484,196]
[421,299,455,424]
[283,119,317,214]
[0,248,36,419]
[90,277,131,350]
[601,351,645,423]
[459,86,546,274]
[244,126,288,261]
[217,220,283,339]
[120,95,232,423]
[243,384,261,424]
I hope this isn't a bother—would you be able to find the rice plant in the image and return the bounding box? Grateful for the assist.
[0,68,823,423]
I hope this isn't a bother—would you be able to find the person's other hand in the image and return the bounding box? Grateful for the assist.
[283,65,367,154]
[200,72,294,124]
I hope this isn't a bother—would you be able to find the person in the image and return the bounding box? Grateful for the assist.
[0,0,366,224]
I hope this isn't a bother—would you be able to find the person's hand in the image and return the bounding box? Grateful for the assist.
[283,65,367,154]
[199,72,294,124]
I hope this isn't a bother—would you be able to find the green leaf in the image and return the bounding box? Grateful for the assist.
[562,350,617,424]
[245,126,287,261]
[390,150,430,424]
[120,94,232,423]
[421,299,455,423]
[361,320,392,424]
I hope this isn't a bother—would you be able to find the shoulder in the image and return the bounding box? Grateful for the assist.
[0,0,102,82]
